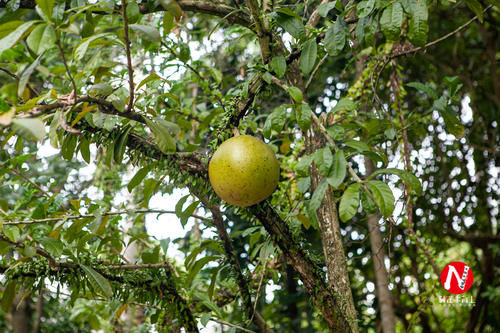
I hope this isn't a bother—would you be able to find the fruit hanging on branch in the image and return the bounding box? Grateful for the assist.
[209,135,280,207]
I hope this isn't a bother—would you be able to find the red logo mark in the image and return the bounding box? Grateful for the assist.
[440,261,473,294]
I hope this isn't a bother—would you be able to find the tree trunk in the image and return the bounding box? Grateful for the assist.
[365,159,396,333]
[307,130,359,332]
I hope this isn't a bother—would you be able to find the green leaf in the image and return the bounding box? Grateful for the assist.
[26,24,55,55]
[35,0,55,21]
[187,255,220,285]
[38,237,64,257]
[368,168,422,196]
[81,265,113,298]
[357,0,375,18]
[366,180,395,217]
[12,118,45,141]
[324,18,347,55]
[78,137,91,163]
[73,33,114,62]
[129,24,161,43]
[270,55,286,78]
[331,98,356,113]
[0,21,39,56]
[315,147,333,176]
[89,83,113,96]
[288,86,303,103]
[344,139,371,152]
[275,12,306,39]
[18,54,43,98]
[137,73,161,90]
[61,134,77,161]
[159,0,183,20]
[406,82,438,99]
[339,183,360,222]
[163,12,175,35]
[327,150,346,188]
[408,0,428,47]
[296,154,313,176]
[128,165,154,192]
[297,177,311,193]
[263,105,287,138]
[126,1,140,24]
[113,126,131,164]
[317,2,337,17]
[296,103,311,131]
[327,125,345,140]
[380,2,403,41]
[442,109,465,138]
[300,39,317,75]
[464,0,483,22]
[309,178,328,212]
[1,281,16,312]
[361,190,377,213]
[3,225,20,242]
[181,201,199,227]
[200,313,211,327]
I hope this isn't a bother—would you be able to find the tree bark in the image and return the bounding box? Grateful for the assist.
[365,159,396,333]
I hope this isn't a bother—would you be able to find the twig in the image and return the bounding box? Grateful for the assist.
[55,32,77,100]
[392,5,493,58]
[305,53,328,91]
[161,41,203,79]
[2,209,211,225]
[10,169,51,198]
[0,66,39,96]
[59,106,82,136]
[121,0,135,111]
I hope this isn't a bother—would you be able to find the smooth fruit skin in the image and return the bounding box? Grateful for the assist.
[209,135,280,207]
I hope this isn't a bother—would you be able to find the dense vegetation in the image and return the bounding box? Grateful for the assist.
[0,0,498,332]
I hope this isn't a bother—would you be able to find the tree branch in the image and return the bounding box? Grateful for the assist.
[2,209,210,225]
[121,0,135,111]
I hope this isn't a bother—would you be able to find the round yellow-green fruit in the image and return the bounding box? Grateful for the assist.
[208,135,280,207]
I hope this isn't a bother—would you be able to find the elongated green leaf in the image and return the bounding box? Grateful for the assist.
[317,2,337,17]
[73,33,113,61]
[296,103,311,131]
[315,147,333,176]
[11,118,45,141]
[79,137,91,163]
[408,0,428,47]
[464,0,483,22]
[181,201,199,226]
[288,86,303,103]
[357,0,375,18]
[81,264,113,298]
[1,281,16,312]
[368,168,422,196]
[300,39,317,75]
[18,54,43,98]
[263,105,287,138]
[406,82,438,99]
[187,255,220,285]
[331,98,356,113]
[129,24,161,43]
[36,0,55,20]
[327,125,345,140]
[309,178,328,212]
[442,109,465,138]
[270,55,286,78]
[126,1,140,24]
[0,21,39,55]
[327,150,346,188]
[324,18,346,55]
[366,180,395,217]
[339,183,360,222]
[113,126,131,164]
[274,12,306,39]
[380,2,403,41]
[344,139,371,152]
[128,164,154,192]
[159,0,183,20]
[26,24,55,55]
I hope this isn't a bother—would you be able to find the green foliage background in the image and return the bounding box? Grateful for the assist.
[0,0,498,332]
